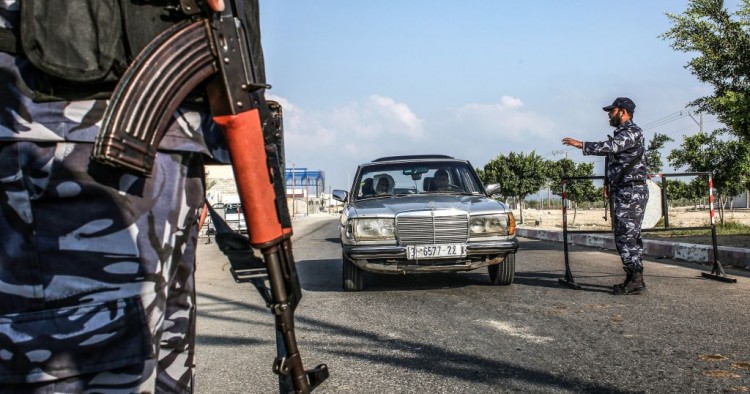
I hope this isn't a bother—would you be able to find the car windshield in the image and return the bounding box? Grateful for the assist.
[352,161,484,200]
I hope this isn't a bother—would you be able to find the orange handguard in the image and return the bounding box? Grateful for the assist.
[213,110,289,248]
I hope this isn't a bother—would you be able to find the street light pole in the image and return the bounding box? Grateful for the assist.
[291,163,296,217]
[306,176,309,215]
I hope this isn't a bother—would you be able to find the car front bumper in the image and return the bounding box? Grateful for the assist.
[343,239,518,274]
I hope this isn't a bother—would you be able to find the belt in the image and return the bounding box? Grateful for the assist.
[619,180,647,188]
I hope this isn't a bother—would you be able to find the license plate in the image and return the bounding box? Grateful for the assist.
[406,244,466,259]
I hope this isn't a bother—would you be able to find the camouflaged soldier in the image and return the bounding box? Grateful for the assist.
[562,97,649,295]
[0,0,235,392]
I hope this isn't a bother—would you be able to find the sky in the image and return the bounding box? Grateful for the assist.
[256,1,722,192]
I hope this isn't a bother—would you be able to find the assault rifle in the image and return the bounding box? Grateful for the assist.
[91,1,327,392]
[603,135,614,224]
[603,155,610,222]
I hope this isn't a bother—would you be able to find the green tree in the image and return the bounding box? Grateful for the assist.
[547,158,598,225]
[538,159,559,210]
[665,179,689,204]
[667,129,750,224]
[483,151,547,224]
[475,167,485,181]
[663,0,750,141]
[646,132,674,174]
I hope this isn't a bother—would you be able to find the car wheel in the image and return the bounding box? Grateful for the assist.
[342,252,363,291]
[488,253,515,285]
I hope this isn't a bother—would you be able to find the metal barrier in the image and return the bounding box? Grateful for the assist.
[558,172,736,290]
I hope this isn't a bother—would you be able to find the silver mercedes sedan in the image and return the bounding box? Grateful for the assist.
[332,155,518,291]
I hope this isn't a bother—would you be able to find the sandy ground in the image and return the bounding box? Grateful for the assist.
[514,207,750,248]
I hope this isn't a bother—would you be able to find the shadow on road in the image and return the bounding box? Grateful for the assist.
[511,270,616,294]
[516,238,567,251]
[196,292,639,394]
[295,258,502,293]
[196,334,265,347]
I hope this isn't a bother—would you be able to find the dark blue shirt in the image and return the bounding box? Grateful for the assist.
[582,120,648,189]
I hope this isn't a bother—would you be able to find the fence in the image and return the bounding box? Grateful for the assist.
[558,172,736,290]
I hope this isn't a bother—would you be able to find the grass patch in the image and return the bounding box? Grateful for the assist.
[652,219,750,236]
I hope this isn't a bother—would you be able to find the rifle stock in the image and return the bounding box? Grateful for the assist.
[92,4,327,393]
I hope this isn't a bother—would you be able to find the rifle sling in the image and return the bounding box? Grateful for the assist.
[608,145,645,192]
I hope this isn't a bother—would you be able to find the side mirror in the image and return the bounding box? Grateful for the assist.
[485,183,501,196]
[332,189,348,203]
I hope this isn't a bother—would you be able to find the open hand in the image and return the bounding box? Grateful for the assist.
[562,137,583,149]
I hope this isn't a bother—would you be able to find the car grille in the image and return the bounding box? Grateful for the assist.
[396,210,469,245]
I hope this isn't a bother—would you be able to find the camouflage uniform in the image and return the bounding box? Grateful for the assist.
[0,2,229,392]
[583,119,649,269]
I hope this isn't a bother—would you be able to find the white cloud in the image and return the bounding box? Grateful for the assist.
[268,94,425,188]
[331,95,425,140]
[268,94,559,189]
[266,93,337,153]
[499,96,524,109]
[452,96,554,142]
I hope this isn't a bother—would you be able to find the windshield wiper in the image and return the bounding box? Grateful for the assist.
[356,195,393,201]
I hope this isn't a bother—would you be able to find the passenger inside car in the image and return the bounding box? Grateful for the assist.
[375,177,391,195]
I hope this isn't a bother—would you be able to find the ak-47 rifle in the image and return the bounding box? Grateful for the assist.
[603,136,614,225]
[603,155,610,222]
[91,1,328,392]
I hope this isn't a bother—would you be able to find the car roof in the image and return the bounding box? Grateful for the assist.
[367,154,460,164]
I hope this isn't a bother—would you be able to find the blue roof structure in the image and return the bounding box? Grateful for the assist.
[285,168,325,197]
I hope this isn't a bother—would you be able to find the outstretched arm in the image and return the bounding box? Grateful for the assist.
[562,137,583,149]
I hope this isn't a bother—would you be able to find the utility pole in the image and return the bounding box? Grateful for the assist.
[306,176,309,215]
[548,150,570,210]
[687,111,704,133]
[291,163,296,216]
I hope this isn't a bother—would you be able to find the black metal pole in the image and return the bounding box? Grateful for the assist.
[701,173,736,283]
[558,178,581,289]
[661,175,669,228]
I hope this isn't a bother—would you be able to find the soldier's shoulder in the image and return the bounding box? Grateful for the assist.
[623,121,643,135]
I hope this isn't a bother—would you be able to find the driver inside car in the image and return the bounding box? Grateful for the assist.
[433,169,452,191]
[361,178,375,197]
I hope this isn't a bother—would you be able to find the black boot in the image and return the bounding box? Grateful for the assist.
[613,266,646,295]
[613,266,632,293]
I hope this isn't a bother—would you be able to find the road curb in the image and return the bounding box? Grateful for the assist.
[517,227,750,270]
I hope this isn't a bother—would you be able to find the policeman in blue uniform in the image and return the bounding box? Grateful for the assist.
[0,0,235,392]
[562,97,649,295]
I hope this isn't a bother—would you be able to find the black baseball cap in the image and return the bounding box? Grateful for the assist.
[603,97,636,113]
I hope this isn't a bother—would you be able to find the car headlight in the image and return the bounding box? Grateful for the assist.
[469,214,515,236]
[352,218,396,240]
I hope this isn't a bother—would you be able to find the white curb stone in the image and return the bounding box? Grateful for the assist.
[517,228,750,270]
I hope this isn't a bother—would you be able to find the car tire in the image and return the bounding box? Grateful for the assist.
[488,253,515,285]
[342,252,363,291]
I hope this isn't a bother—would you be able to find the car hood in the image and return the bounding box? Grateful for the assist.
[348,194,509,218]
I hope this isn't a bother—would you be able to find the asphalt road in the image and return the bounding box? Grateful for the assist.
[194,215,750,394]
